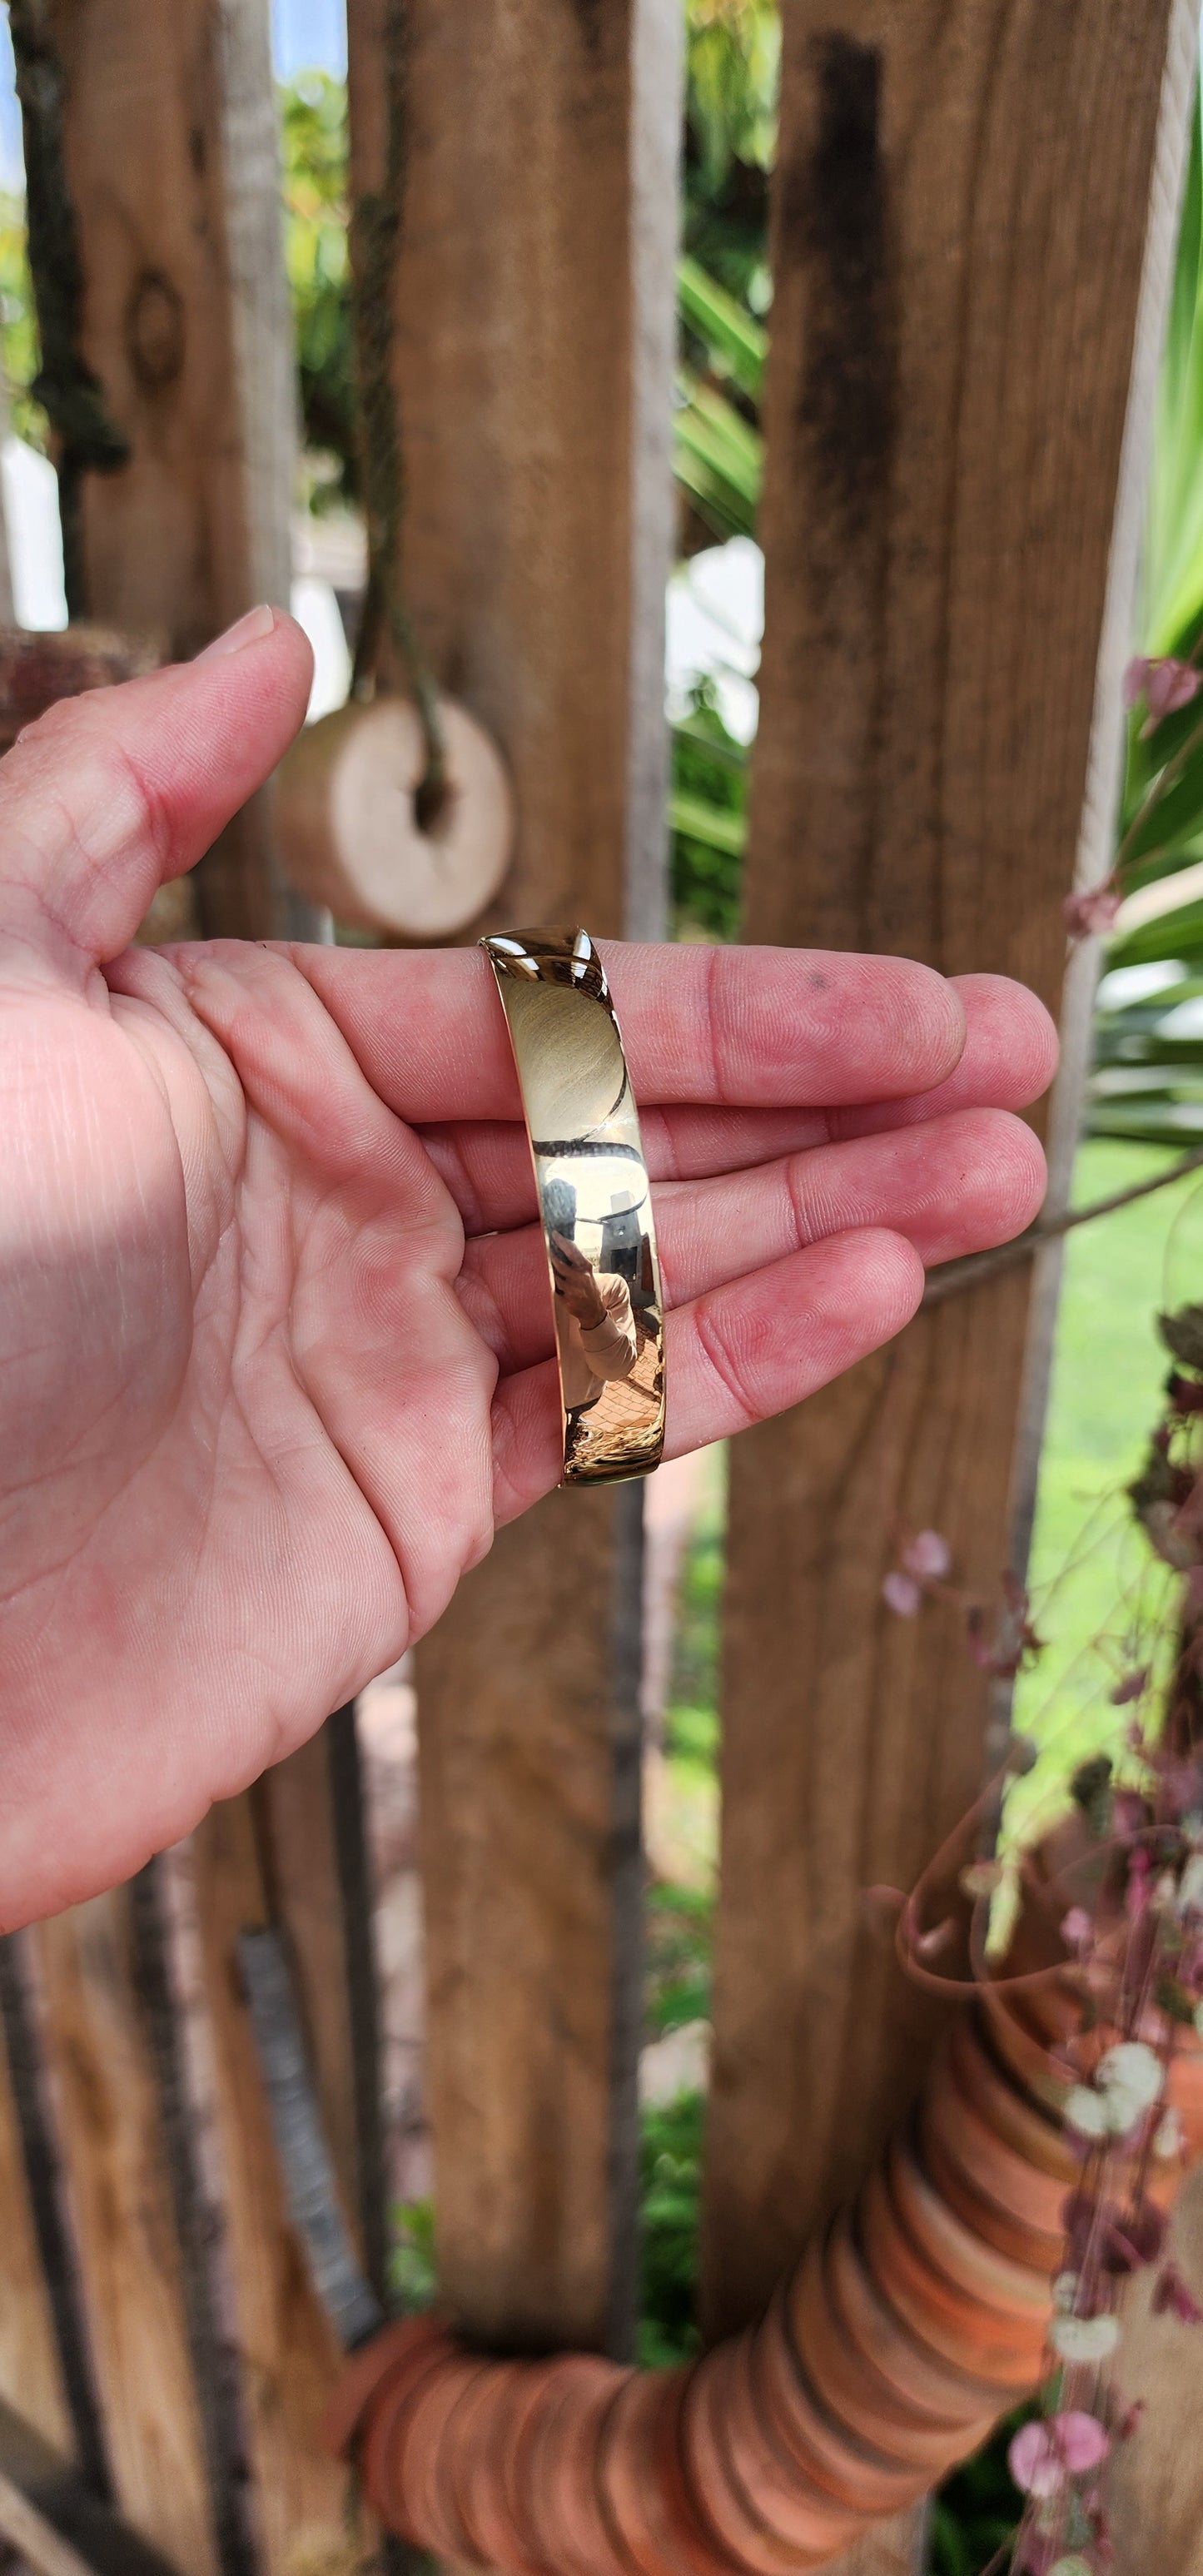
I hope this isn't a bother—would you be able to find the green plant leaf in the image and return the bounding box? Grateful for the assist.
[677,253,767,402]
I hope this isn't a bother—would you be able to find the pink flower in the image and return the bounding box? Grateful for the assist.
[882,1569,921,1618]
[1053,2412,1111,2474]
[1009,2412,1111,2498]
[1065,884,1121,938]
[1148,658,1202,720]
[1125,654,1203,722]
[902,1528,952,1581]
[1061,1907,1094,1955]
[1010,2419,1063,2498]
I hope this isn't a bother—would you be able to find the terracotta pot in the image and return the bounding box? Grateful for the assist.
[978,1982,1076,2115]
[887,2136,1051,2328]
[921,2108,1066,2272]
[681,2340,846,2570]
[748,2294,927,2513]
[823,2213,1013,2424]
[360,2335,469,2546]
[858,2166,1041,2385]
[445,2364,551,2576]
[1169,2037,1203,2156]
[455,2361,563,2576]
[709,2323,882,2545]
[515,2355,632,2576]
[325,1979,1203,2576]
[382,2346,493,2559]
[922,2067,1068,2238]
[788,2234,995,2465]
[597,2368,731,2576]
[945,2016,1078,2182]
[319,2310,452,2459]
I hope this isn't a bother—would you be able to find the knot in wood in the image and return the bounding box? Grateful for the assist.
[127,269,186,390]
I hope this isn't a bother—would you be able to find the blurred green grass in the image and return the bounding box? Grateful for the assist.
[1006,1137,1202,1842]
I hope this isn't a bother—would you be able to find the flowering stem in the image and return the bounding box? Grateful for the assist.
[922,1149,1203,1306]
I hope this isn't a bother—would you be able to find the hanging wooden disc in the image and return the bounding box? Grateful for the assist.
[275,692,515,940]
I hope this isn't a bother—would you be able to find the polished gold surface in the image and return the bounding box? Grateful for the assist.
[482,927,666,1484]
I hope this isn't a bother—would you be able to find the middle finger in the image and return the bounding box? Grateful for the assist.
[421,972,1056,1236]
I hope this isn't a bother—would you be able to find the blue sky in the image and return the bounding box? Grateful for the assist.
[271,0,346,79]
[0,1,345,194]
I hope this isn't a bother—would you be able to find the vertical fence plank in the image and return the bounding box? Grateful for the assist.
[1102,2163,1203,2570]
[47,0,306,937]
[191,1801,349,2571]
[703,0,1198,2362]
[29,7,358,2566]
[0,1995,72,2459]
[345,0,679,2355]
[253,1743,366,2275]
[35,1900,219,2576]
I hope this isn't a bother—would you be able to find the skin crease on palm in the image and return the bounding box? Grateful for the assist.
[0,608,1058,1930]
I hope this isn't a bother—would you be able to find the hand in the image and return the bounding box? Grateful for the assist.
[549,1233,608,1329]
[0,611,1056,1923]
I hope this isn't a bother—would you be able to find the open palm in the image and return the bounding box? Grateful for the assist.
[0,612,1056,1927]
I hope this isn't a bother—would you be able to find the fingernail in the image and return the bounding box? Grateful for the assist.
[196,604,277,661]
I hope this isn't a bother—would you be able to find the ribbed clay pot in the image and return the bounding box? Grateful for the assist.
[325,1991,1203,2575]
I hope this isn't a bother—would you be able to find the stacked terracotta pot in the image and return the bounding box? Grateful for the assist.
[325,1990,1203,2574]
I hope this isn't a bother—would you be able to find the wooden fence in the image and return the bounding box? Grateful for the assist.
[0,3,1198,2572]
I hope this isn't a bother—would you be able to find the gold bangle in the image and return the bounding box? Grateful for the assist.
[481,927,666,1485]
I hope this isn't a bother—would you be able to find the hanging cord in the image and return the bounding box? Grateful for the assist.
[349,0,445,827]
[8,0,129,620]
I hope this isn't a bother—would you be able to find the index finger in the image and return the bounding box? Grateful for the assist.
[291,940,967,1121]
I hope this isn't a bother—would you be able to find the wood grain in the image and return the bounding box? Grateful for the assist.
[34,12,356,2570]
[47,0,315,937]
[345,0,679,2355]
[1103,2162,1203,2574]
[191,1798,350,2573]
[254,1745,365,2270]
[35,1898,218,2576]
[703,0,1198,2349]
[0,2002,72,2459]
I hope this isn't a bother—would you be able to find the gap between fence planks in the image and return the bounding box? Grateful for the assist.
[704,0,1197,2393]
[345,0,679,2361]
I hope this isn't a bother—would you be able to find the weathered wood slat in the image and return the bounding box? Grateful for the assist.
[1102,2163,1203,2572]
[47,0,311,937]
[29,10,359,2570]
[0,1983,72,2460]
[345,0,679,2355]
[703,0,1198,2370]
[0,1942,108,2493]
[35,1899,219,2576]
[191,1800,349,2570]
[254,1742,366,2274]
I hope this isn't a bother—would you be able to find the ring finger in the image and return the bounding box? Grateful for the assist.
[456,1105,1044,1374]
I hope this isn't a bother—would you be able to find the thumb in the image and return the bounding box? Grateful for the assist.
[0,606,312,972]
